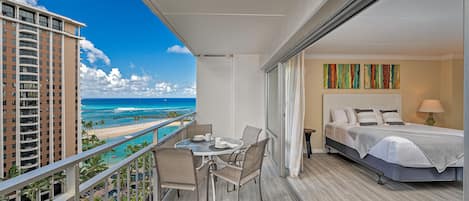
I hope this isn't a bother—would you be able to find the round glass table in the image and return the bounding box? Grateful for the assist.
[175,137,244,156]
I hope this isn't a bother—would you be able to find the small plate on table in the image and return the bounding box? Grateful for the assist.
[191,135,206,142]
[209,144,230,150]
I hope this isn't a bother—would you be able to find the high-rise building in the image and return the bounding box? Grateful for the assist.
[0,0,83,178]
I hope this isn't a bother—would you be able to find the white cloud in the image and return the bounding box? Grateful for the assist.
[80,39,111,66]
[12,0,47,10]
[167,45,191,54]
[80,63,195,98]
[183,84,196,96]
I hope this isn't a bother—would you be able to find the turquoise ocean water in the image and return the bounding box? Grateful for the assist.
[81,98,196,164]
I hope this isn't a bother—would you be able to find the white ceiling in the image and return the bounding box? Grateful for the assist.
[147,0,324,55]
[306,0,463,57]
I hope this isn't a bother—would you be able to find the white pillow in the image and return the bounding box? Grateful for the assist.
[355,109,378,126]
[373,108,384,125]
[380,110,405,125]
[331,109,348,124]
[345,107,357,124]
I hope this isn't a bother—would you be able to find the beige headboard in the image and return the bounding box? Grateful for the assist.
[322,94,402,146]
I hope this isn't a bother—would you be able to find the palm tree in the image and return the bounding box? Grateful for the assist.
[7,165,20,179]
[123,142,153,199]
[167,111,179,118]
[80,156,108,182]
[23,178,50,201]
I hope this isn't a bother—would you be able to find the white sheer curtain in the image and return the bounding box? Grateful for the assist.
[284,52,305,177]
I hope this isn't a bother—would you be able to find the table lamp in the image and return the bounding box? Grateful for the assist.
[418,99,444,126]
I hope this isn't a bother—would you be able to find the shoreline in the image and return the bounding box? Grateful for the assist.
[90,119,178,139]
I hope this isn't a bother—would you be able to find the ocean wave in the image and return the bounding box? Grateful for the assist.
[113,107,193,113]
[114,107,143,112]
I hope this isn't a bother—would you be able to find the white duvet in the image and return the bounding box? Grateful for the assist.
[325,123,464,168]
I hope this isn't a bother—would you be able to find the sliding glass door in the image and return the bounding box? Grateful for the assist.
[265,64,286,177]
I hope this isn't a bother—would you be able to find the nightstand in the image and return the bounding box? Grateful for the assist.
[304,128,316,158]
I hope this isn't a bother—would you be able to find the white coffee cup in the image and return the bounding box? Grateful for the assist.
[205,133,212,141]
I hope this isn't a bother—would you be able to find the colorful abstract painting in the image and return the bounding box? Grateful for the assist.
[364,64,400,89]
[323,64,360,89]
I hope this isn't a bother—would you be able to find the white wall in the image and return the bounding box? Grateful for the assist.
[196,55,265,139]
[233,55,265,138]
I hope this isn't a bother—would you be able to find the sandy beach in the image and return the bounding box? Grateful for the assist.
[91,119,180,139]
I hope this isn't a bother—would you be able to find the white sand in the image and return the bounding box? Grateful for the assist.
[91,119,180,139]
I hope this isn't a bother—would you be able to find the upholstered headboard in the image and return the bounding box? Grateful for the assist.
[322,94,402,147]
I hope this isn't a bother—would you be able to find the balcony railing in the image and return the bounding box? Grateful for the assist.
[0,112,196,201]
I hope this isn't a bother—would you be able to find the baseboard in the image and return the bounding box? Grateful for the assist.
[312,148,325,153]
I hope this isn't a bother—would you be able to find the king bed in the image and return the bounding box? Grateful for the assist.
[322,94,464,183]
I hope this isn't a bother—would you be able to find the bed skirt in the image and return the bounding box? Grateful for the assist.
[325,137,463,182]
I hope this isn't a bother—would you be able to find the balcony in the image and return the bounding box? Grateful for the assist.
[20,149,38,158]
[19,40,38,49]
[20,92,39,99]
[21,136,39,143]
[20,82,39,90]
[20,100,38,107]
[19,32,38,41]
[20,153,39,161]
[0,112,294,201]
[20,162,39,170]
[19,24,37,32]
[20,116,38,124]
[20,108,38,116]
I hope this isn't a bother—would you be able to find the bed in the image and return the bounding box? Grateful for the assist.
[322,94,464,183]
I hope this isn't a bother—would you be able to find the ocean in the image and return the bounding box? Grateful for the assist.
[81,98,196,164]
[81,98,196,128]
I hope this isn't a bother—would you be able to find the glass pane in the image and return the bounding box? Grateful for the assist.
[267,67,280,135]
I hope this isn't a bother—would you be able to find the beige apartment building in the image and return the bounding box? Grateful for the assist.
[0,0,83,178]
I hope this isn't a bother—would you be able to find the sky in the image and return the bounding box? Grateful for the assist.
[16,0,196,98]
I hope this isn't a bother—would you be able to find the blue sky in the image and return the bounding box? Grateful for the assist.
[24,0,196,98]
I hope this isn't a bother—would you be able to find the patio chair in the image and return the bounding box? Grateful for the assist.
[152,148,210,201]
[218,125,262,165]
[188,123,212,166]
[188,123,212,138]
[211,138,269,201]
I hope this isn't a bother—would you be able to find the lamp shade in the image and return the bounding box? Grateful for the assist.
[418,99,444,113]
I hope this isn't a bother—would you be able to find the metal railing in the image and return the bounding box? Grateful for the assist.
[0,112,196,201]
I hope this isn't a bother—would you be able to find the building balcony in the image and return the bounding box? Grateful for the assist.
[19,46,37,52]
[19,75,38,82]
[20,153,39,161]
[20,137,39,144]
[19,24,37,32]
[19,122,38,127]
[18,28,37,35]
[19,105,39,110]
[20,114,39,118]
[19,38,37,44]
[19,40,38,49]
[18,33,38,41]
[20,145,39,152]
[19,72,39,77]
[20,150,38,158]
[20,117,38,124]
[19,92,39,99]
[20,162,39,170]
[19,55,38,60]
[0,112,294,201]
[20,109,38,116]
[19,100,38,107]
[20,130,39,135]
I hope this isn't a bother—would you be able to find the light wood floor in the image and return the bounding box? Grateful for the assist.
[288,154,463,201]
[171,157,299,201]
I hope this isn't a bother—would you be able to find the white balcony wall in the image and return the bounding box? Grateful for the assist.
[196,55,264,139]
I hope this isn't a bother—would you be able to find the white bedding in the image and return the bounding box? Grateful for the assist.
[325,123,464,168]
